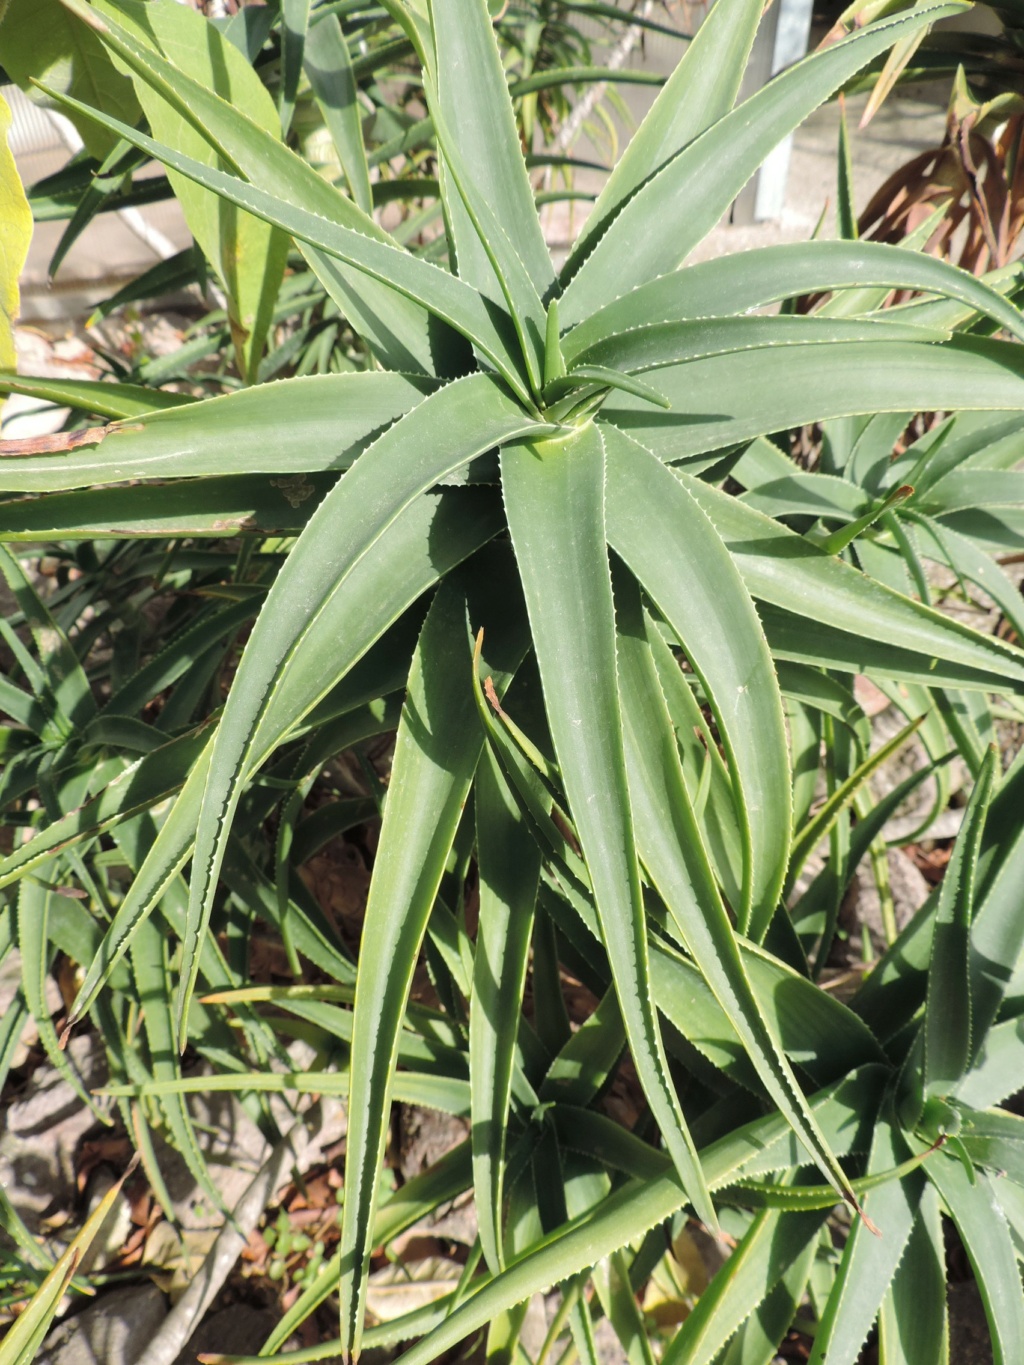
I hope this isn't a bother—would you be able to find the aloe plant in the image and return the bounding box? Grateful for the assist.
[4,0,1024,1360]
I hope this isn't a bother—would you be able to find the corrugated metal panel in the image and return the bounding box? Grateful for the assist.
[4,84,64,158]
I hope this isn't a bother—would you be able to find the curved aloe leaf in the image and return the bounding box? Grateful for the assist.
[563,239,1024,363]
[180,376,549,1044]
[559,1,967,323]
[472,744,541,1274]
[569,0,764,267]
[603,426,790,936]
[614,579,854,1205]
[501,424,715,1229]
[0,372,193,419]
[923,747,998,1103]
[878,1180,948,1365]
[338,558,529,1358]
[684,475,1024,695]
[389,1070,888,1365]
[925,1156,1024,1365]
[69,486,503,1027]
[807,1121,925,1365]
[661,1207,830,1365]
[90,0,287,383]
[0,372,433,492]
[38,82,533,401]
[604,336,1024,464]
[428,0,553,298]
[62,0,465,378]
[574,315,948,377]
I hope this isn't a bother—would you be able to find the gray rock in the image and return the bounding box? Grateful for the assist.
[0,1035,110,1231]
[144,1088,271,1233]
[37,1284,167,1365]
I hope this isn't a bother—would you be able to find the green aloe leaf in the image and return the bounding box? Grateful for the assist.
[40,78,528,397]
[569,0,764,267]
[563,240,1024,363]
[921,747,998,1106]
[279,0,311,134]
[0,371,433,492]
[717,1234,819,1365]
[61,0,467,379]
[1,0,140,159]
[964,755,1024,1056]
[428,0,553,300]
[0,1156,137,1365]
[614,580,855,1205]
[603,425,791,938]
[181,376,548,1045]
[603,336,1024,464]
[684,476,1024,695]
[926,1155,1024,1365]
[573,316,948,377]
[0,372,193,419]
[303,11,373,214]
[558,1,966,323]
[389,1069,888,1365]
[807,1120,925,1365]
[662,1207,830,1365]
[338,559,529,1358]
[501,424,715,1229]
[471,744,541,1274]
[69,487,498,1027]
[878,1181,948,1365]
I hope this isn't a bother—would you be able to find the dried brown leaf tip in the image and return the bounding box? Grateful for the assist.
[0,425,107,457]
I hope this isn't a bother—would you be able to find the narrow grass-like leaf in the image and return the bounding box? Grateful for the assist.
[0,1157,136,1365]
[501,424,715,1229]
[786,717,924,895]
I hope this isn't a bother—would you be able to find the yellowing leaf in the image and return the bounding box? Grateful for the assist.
[90,0,289,384]
[0,91,31,377]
